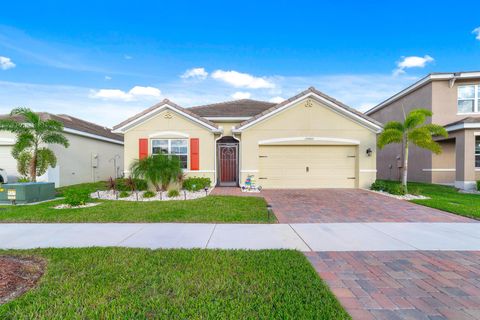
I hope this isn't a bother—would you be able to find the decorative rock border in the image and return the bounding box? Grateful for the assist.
[54,203,101,210]
[369,189,430,200]
[91,189,212,202]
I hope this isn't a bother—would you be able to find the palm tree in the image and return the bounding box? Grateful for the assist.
[0,108,69,182]
[130,154,182,192]
[377,108,448,193]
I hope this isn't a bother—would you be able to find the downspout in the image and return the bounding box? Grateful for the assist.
[213,128,224,186]
[232,131,241,186]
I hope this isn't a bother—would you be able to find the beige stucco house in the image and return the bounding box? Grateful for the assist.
[366,71,480,190]
[0,113,124,187]
[113,87,381,189]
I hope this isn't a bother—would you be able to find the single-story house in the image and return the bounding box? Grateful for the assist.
[0,113,124,187]
[113,87,381,189]
[366,71,480,190]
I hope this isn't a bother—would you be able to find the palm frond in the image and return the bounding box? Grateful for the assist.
[10,107,40,126]
[0,119,28,133]
[404,108,432,130]
[36,148,57,176]
[377,128,403,149]
[408,128,443,154]
[41,132,70,147]
[11,132,34,158]
[420,124,448,138]
[383,121,404,132]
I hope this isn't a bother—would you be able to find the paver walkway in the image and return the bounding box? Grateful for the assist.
[307,251,480,320]
[1,222,480,251]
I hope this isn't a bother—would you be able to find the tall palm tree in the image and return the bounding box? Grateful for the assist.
[0,108,69,182]
[377,108,448,192]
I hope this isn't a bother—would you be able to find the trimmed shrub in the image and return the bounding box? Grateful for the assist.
[477,180,480,191]
[116,178,148,191]
[387,183,406,195]
[143,191,156,198]
[370,180,388,192]
[370,180,406,195]
[119,191,130,198]
[17,177,30,183]
[183,177,211,192]
[167,189,180,198]
[64,188,91,206]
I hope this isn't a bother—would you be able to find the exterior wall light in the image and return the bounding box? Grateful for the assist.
[366,148,373,157]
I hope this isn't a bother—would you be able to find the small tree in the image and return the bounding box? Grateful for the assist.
[130,155,182,191]
[0,108,69,182]
[377,108,448,193]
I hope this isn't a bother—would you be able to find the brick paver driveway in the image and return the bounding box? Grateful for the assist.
[261,189,471,223]
[307,251,480,320]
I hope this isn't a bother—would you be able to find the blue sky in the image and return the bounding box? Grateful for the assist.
[0,0,479,126]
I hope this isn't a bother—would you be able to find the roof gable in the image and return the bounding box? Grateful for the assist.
[233,87,382,133]
[113,99,220,133]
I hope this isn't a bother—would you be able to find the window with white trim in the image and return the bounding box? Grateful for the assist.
[476,136,480,168]
[151,139,188,169]
[458,85,479,113]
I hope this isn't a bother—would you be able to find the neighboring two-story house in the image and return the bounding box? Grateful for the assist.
[366,71,480,190]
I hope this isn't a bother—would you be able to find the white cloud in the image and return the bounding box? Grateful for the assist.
[104,76,112,80]
[181,67,208,80]
[269,96,285,103]
[393,55,434,76]
[473,27,480,40]
[231,91,251,99]
[0,56,16,70]
[211,70,275,89]
[90,86,161,101]
[129,86,161,97]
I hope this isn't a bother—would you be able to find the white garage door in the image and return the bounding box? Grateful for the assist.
[258,145,357,188]
[0,146,18,178]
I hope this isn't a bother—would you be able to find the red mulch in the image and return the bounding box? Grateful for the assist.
[0,256,46,305]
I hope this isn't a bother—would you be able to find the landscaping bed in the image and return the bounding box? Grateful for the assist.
[0,256,45,305]
[91,188,211,201]
[0,248,349,319]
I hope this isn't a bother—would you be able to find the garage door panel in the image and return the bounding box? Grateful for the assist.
[258,145,357,189]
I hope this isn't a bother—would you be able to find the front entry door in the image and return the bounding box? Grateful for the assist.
[218,144,238,186]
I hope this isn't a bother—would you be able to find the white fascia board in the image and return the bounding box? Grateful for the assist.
[233,92,382,133]
[366,71,480,115]
[113,103,221,133]
[445,123,480,132]
[63,128,124,145]
[258,137,361,145]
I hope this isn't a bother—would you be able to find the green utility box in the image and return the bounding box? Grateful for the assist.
[0,182,56,204]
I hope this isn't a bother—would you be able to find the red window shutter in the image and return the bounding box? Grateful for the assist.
[190,138,199,170]
[139,139,148,159]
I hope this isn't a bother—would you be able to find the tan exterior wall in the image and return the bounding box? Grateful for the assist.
[47,132,124,187]
[238,98,377,188]
[431,139,456,184]
[123,109,216,182]
[432,79,480,126]
[368,83,433,183]
[213,121,242,137]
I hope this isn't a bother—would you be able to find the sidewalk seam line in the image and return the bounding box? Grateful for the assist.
[363,223,421,250]
[205,224,217,249]
[289,224,313,252]
[116,225,148,245]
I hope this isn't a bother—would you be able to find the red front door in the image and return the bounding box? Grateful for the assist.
[219,144,238,186]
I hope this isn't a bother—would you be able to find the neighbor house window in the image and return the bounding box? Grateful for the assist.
[151,139,188,169]
[476,136,480,168]
[458,85,479,113]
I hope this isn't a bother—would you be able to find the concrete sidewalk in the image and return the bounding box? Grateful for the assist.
[1,222,480,251]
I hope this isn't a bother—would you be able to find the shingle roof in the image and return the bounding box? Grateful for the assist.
[189,99,275,117]
[0,112,123,142]
[234,87,383,130]
[445,117,480,127]
[113,99,219,131]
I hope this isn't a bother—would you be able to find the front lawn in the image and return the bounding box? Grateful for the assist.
[0,248,349,319]
[377,180,480,219]
[408,182,480,219]
[0,195,273,223]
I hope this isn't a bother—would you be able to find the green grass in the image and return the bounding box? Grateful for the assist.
[0,196,273,223]
[55,181,107,196]
[0,248,350,319]
[377,180,480,219]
